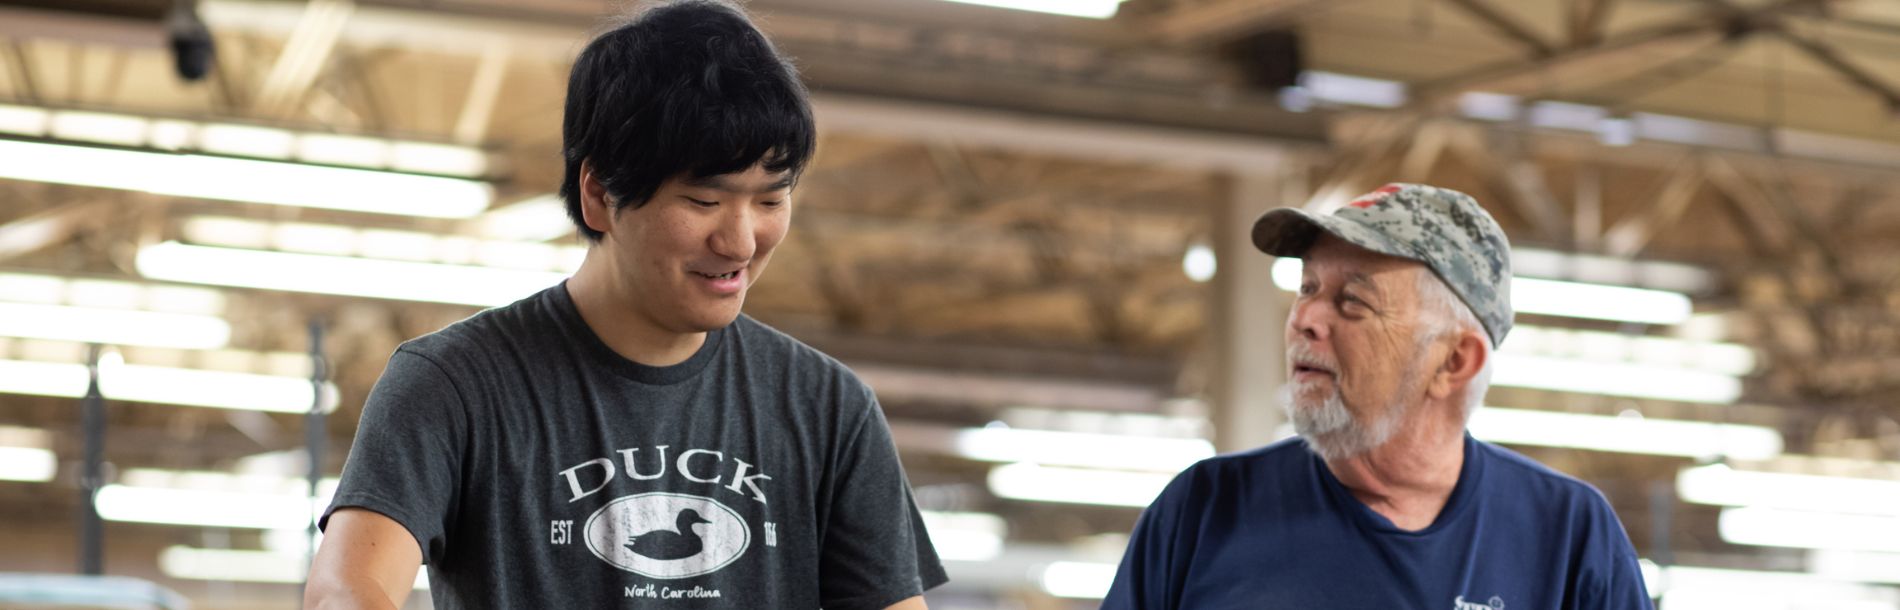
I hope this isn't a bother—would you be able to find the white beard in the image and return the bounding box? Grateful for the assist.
[1280,366,1419,462]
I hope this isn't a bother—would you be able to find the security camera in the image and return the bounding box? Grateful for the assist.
[166,0,215,81]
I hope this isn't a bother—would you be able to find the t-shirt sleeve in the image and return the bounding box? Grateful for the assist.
[1588,550,1654,610]
[1579,490,1655,610]
[319,347,468,565]
[1102,465,1200,610]
[816,383,949,610]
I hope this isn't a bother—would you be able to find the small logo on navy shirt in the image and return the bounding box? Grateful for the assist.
[1454,595,1505,610]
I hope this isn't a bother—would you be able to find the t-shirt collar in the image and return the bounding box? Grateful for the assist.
[549,280,725,386]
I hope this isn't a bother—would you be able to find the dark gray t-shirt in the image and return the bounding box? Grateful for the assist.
[322,283,947,609]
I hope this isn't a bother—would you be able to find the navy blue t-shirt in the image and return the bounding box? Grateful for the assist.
[1103,434,1652,610]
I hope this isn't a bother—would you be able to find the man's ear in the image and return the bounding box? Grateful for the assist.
[578,160,615,236]
[1427,328,1488,402]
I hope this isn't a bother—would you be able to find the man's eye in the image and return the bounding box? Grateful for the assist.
[1299,282,1317,295]
[685,197,717,207]
[759,200,785,208]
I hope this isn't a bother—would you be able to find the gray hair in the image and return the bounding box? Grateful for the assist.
[1415,269,1493,423]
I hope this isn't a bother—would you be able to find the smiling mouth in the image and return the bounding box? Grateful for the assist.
[694,271,739,280]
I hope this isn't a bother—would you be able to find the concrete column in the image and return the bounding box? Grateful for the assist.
[1207,167,1295,454]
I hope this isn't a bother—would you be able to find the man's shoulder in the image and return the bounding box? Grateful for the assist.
[727,314,863,383]
[396,288,553,363]
[1164,436,1311,497]
[1476,438,1616,510]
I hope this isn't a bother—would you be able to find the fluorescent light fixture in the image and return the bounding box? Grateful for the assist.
[100,359,333,413]
[1679,464,1900,516]
[149,120,196,150]
[1663,587,1900,610]
[987,462,1173,508]
[956,427,1213,472]
[0,103,484,176]
[391,142,489,177]
[1659,566,1900,609]
[1038,561,1117,599]
[159,547,305,584]
[199,124,296,159]
[478,195,575,242]
[1632,113,1758,150]
[1300,71,1407,108]
[0,423,58,483]
[0,104,49,135]
[50,111,148,146]
[1512,276,1692,325]
[1269,257,1304,292]
[1509,247,1714,294]
[0,139,491,218]
[1718,506,1900,553]
[297,133,390,167]
[938,0,1123,18]
[0,357,337,414]
[0,447,56,482]
[1182,244,1216,283]
[358,229,440,262]
[102,469,339,530]
[999,406,1210,439]
[1269,257,1694,324]
[1811,550,1900,585]
[97,485,314,529]
[1598,116,1636,147]
[1491,353,1740,403]
[0,302,230,349]
[1502,326,1754,376]
[0,272,226,314]
[119,468,338,496]
[1528,100,1607,133]
[138,241,567,307]
[1459,92,1521,122]
[272,222,358,256]
[919,511,1006,562]
[1471,408,1780,460]
[182,216,585,271]
[1639,559,1663,598]
[1277,86,1315,113]
[159,546,428,588]
[0,358,92,397]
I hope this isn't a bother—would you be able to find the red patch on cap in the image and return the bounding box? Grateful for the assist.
[1348,185,1402,208]
[1346,186,1400,209]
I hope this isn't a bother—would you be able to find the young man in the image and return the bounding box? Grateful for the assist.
[304,2,946,608]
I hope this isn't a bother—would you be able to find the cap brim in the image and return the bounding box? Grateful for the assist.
[1250,208,1327,257]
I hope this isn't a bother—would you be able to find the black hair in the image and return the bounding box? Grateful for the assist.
[558,0,816,241]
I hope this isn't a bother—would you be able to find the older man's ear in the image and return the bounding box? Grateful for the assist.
[1427,330,1490,403]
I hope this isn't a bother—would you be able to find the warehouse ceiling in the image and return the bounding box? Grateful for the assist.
[2,0,1899,604]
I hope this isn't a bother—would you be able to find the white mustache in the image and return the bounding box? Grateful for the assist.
[1286,343,1337,374]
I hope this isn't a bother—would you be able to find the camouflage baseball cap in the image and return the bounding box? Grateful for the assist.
[1251,183,1514,347]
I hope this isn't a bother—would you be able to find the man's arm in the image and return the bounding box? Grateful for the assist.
[884,596,927,610]
[305,508,423,610]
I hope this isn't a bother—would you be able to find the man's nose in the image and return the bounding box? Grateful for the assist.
[1287,296,1329,344]
[709,206,756,261]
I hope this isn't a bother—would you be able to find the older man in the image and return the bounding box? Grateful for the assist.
[1102,184,1652,609]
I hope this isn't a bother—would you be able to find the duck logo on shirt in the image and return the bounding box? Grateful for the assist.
[1453,595,1505,610]
[584,492,751,578]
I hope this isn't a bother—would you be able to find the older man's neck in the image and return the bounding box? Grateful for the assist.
[1324,406,1467,531]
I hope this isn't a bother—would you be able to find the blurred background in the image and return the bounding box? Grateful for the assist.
[0,0,1898,608]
